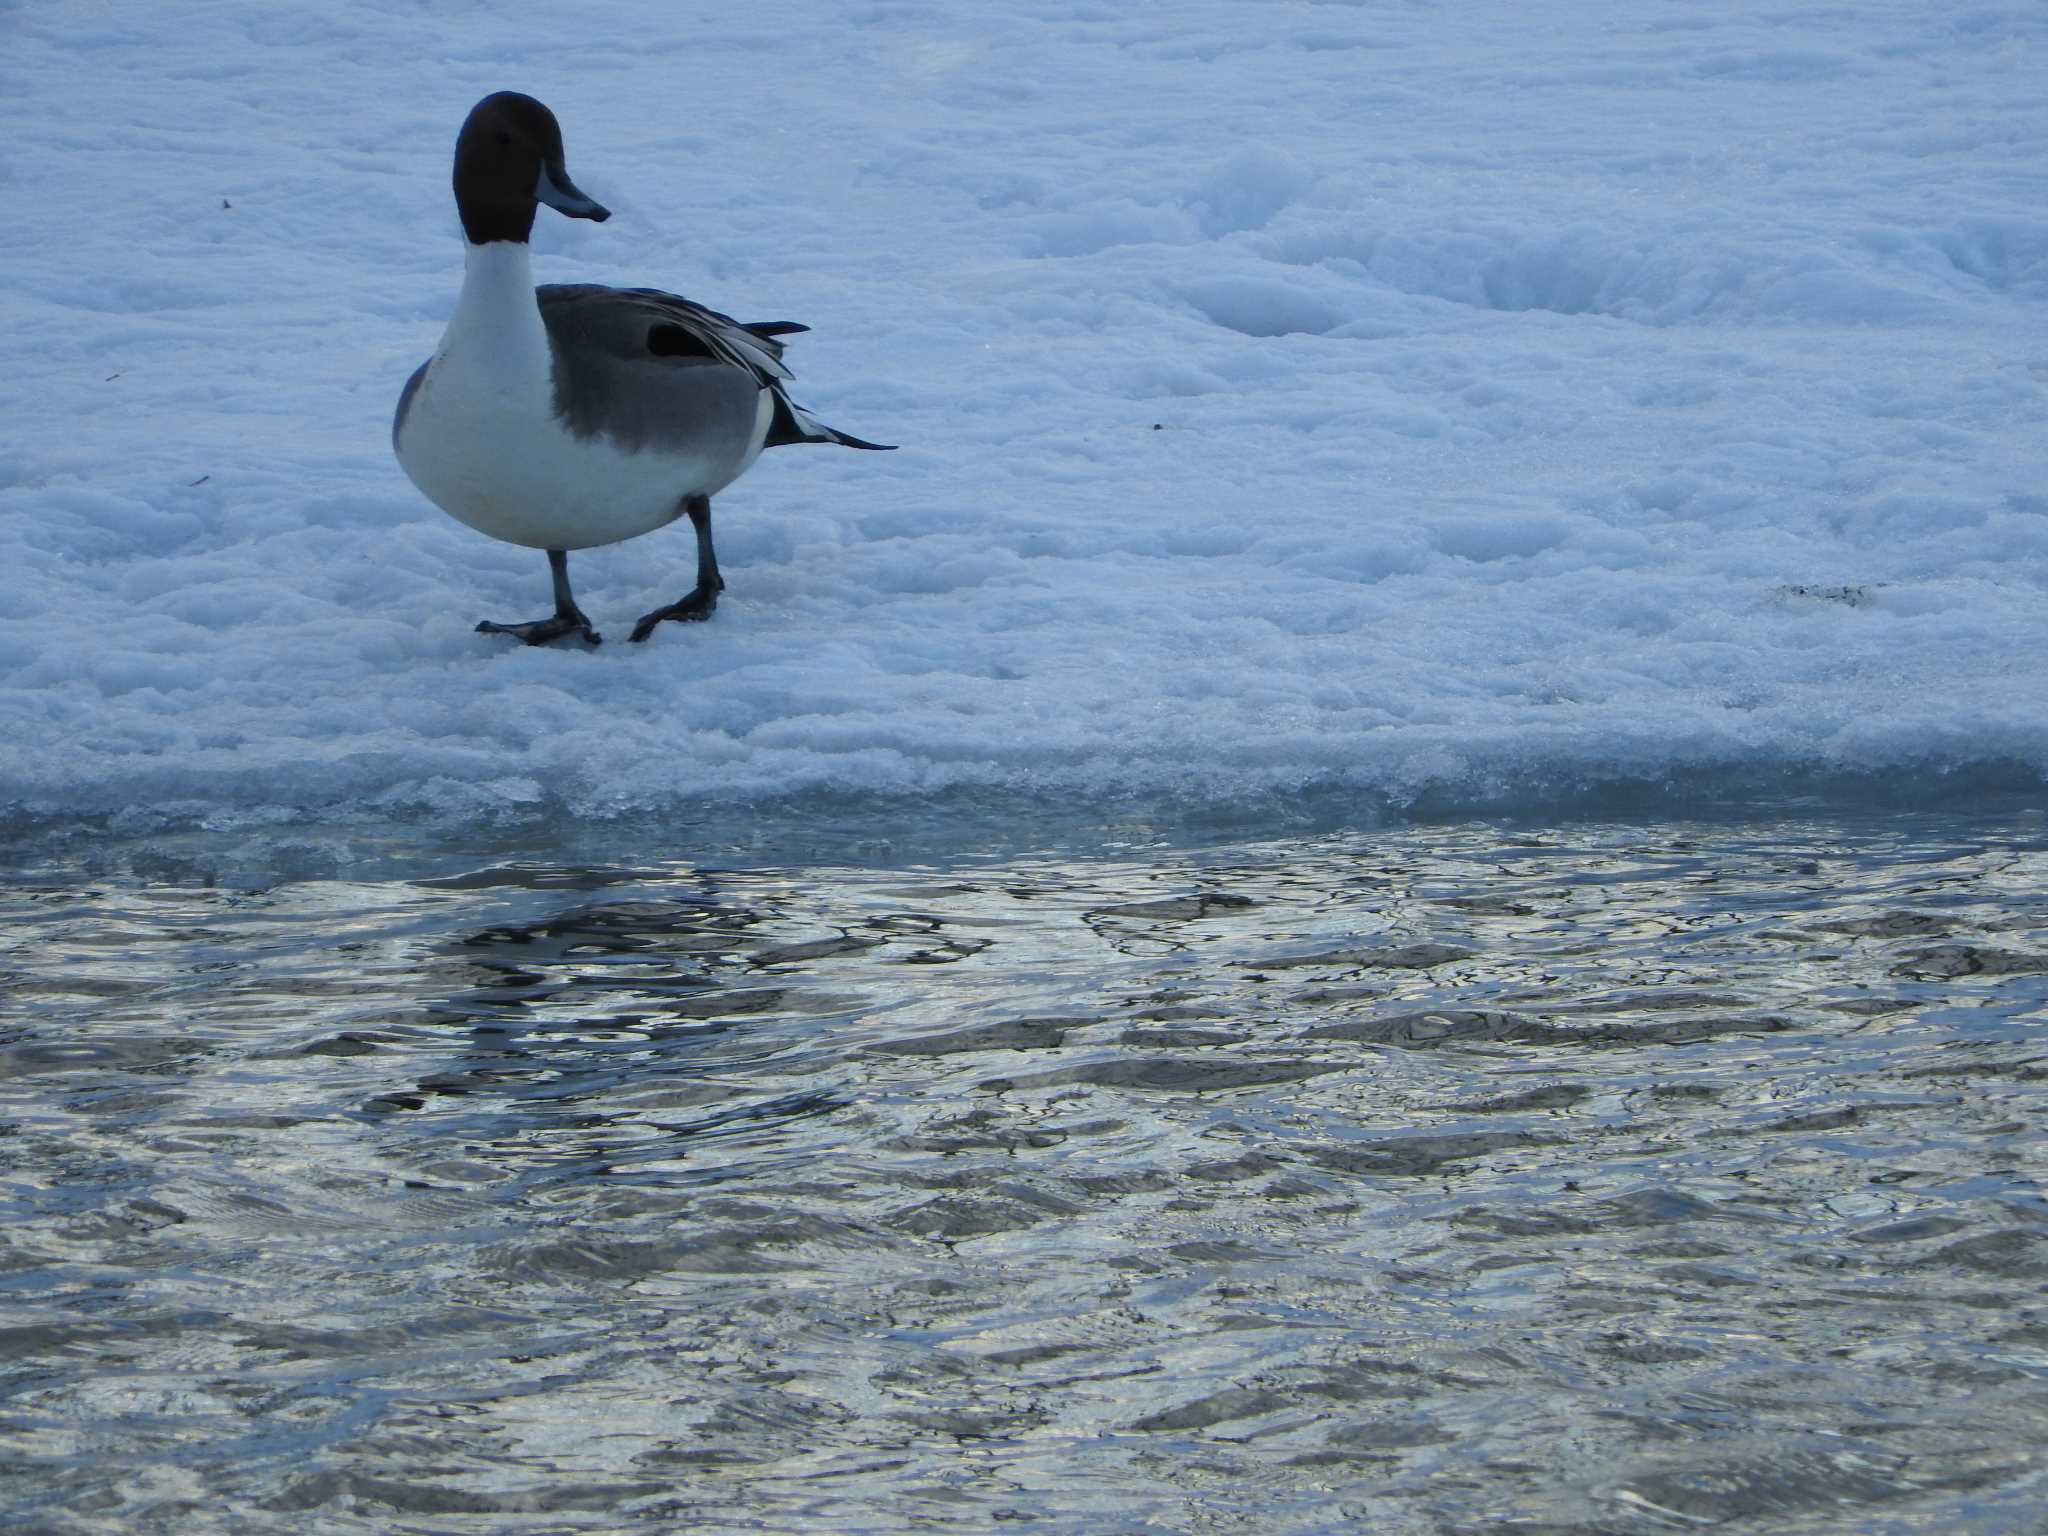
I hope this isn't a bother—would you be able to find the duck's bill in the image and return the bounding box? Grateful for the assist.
[536,163,611,222]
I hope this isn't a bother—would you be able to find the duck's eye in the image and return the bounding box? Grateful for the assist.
[495,131,512,147]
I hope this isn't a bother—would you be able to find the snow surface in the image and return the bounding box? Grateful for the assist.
[3,0,2045,842]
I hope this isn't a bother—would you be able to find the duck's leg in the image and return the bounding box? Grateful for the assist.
[477,548,602,646]
[630,495,723,640]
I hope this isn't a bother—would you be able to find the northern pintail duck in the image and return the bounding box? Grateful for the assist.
[394,92,891,645]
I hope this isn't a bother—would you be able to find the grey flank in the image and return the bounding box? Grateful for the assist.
[392,359,428,453]
[539,284,890,452]
[538,286,770,454]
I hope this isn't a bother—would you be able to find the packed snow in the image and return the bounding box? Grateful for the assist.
[3,0,2044,843]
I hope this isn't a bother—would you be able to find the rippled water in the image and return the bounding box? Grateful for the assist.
[4,813,2047,1533]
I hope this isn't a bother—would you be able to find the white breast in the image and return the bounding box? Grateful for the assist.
[395,243,771,552]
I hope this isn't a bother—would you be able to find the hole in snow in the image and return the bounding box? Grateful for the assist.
[1182,277,1343,337]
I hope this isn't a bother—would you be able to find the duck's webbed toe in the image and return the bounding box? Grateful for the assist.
[627,580,721,641]
[476,608,602,647]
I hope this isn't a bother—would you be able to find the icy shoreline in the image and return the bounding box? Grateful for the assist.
[8,768,2045,892]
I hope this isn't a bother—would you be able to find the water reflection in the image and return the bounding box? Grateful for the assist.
[1,816,2045,1532]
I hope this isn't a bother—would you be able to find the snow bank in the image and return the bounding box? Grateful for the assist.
[2,0,2043,847]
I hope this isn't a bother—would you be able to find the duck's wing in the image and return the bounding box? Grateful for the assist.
[538,284,894,451]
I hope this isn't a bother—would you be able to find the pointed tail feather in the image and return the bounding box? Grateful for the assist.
[818,426,896,450]
[766,390,896,450]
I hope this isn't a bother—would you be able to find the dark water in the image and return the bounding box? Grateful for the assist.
[3,812,2046,1533]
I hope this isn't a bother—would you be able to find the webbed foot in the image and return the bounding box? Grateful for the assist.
[628,580,721,641]
[630,494,726,642]
[476,548,601,646]
[476,609,602,646]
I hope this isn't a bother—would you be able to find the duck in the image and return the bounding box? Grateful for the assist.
[393,91,891,645]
